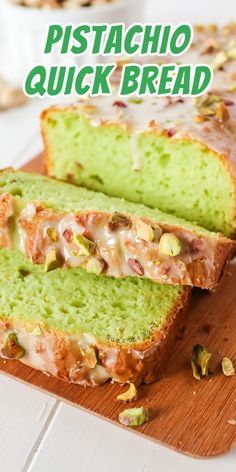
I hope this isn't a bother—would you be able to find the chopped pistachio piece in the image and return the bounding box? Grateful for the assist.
[215,102,230,121]
[227,84,236,92]
[228,40,236,60]
[222,357,235,376]
[136,219,154,242]
[206,24,218,33]
[195,24,204,33]
[212,51,228,69]
[191,344,211,380]
[118,110,125,119]
[45,249,62,272]
[194,114,207,123]
[228,48,236,60]
[31,327,42,336]
[107,212,131,231]
[73,234,95,256]
[194,95,224,112]
[159,233,181,257]
[83,104,97,114]
[128,98,143,104]
[117,383,138,403]
[1,333,25,359]
[198,107,215,117]
[86,258,104,275]
[119,407,149,427]
[84,347,97,369]
[46,227,58,242]
[194,94,222,109]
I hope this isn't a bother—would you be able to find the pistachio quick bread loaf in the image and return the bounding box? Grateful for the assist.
[0,249,189,386]
[0,169,234,289]
[42,23,236,237]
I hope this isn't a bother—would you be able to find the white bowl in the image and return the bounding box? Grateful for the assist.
[0,0,145,86]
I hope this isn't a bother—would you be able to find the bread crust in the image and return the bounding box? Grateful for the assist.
[41,105,236,238]
[0,288,190,386]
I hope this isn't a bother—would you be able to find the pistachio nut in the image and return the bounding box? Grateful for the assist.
[222,357,235,376]
[46,227,58,242]
[86,258,104,275]
[136,219,154,242]
[45,248,62,272]
[1,333,25,359]
[159,233,181,257]
[119,407,149,427]
[117,383,138,403]
[73,234,95,256]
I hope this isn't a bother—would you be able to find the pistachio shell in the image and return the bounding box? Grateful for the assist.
[191,344,211,380]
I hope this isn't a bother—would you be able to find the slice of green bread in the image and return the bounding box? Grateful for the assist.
[41,24,236,237]
[0,169,234,289]
[0,249,189,386]
[42,98,236,238]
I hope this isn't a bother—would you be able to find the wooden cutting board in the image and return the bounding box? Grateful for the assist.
[0,155,236,458]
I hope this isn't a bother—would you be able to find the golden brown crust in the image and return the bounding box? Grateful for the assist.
[0,289,190,386]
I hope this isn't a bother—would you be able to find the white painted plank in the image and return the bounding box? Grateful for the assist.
[0,96,75,169]
[0,374,57,471]
[0,100,42,168]
[29,403,236,472]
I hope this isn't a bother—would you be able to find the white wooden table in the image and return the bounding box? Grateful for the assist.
[0,1,236,470]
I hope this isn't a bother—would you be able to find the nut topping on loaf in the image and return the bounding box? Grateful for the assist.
[0,171,234,288]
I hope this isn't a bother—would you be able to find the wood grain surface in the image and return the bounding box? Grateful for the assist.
[0,155,236,458]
